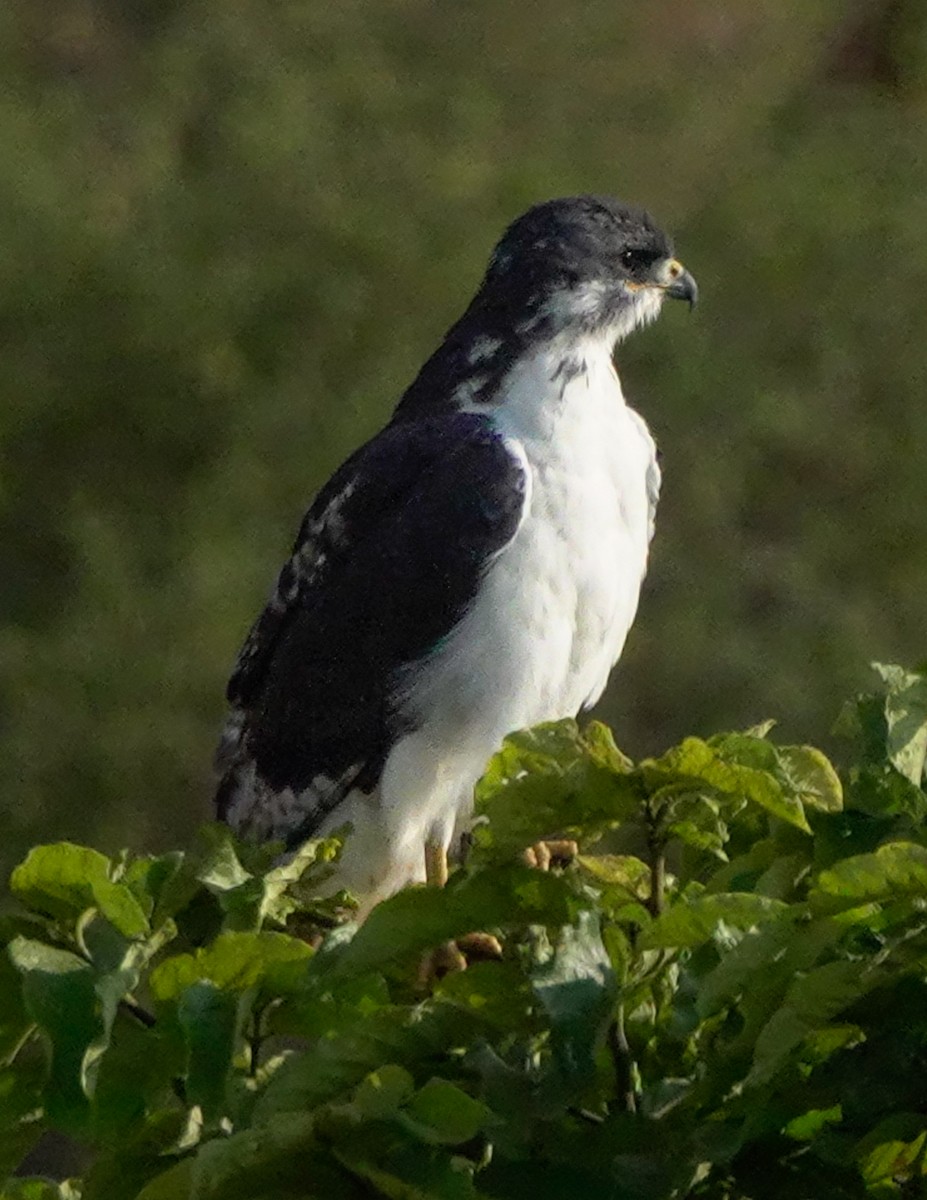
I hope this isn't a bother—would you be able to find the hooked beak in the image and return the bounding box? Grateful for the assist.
[661,258,698,309]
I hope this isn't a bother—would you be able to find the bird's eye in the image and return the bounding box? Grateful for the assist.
[620,248,648,271]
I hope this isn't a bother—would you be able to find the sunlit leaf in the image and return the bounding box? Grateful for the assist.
[645,737,812,833]
[149,932,312,1002]
[10,845,148,939]
[873,662,927,786]
[639,893,786,951]
[776,745,843,812]
[783,1104,842,1141]
[811,842,927,909]
[577,855,649,898]
[473,722,641,860]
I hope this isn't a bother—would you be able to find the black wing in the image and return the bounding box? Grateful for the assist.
[216,410,527,840]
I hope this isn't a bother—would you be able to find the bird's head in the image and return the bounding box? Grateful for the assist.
[480,195,697,346]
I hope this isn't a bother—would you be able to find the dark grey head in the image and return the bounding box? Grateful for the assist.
[477,194,697,343]
[397,195,696,415]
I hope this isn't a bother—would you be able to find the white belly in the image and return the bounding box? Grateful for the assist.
[428,349,654,730]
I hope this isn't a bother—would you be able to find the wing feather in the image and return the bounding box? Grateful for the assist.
[216,411,527,842]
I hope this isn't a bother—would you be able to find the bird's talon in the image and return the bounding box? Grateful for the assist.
[419,940,468,985]
[456,931,504,961]
[419,930,504,987]
[523,839,578,871]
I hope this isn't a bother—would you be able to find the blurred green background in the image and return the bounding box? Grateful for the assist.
[1,0,925,877]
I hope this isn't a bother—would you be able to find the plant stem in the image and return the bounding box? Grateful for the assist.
[120,997,156,1029]
[649,845,666,917]
[608,1007,637,1114]
[645,805,666,917]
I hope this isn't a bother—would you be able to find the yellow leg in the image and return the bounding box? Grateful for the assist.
[418,838,503,987]
[424,839,449,888]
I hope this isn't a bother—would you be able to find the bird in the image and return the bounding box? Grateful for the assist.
[215,194,697,913]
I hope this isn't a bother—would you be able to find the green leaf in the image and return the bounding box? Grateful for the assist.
[639,893,787,951]
[856,1115,926,1189]
[810,841,927,910]
[846,764,927,821]
[704,837,777,894]
[532,910,617,1082]
[352,1064,415,1120]
[473,721,641,860]
[0,1058,45,1180]
[212,834,345,933]
[747,960,878,1087]
[776,745,843,812]
[322,865,576,982]
[704,730,782,774]
[254,834,343,927]
[577,854,650,898]
[582,721,634,774]
[402,1077,489,1145]
[0,950,32,1064]
[331,1121,479,1199]
[696,915,798,1017]
[435,962,534,1033]
[149,932,312,1002]
[192,826,254,895]
[10,845,148,938]
[132,1159,194,1200]
[873,662,927,785]
[667,812,728,860]
[782,1104,842,1141]
[178,981,244,1120]
[7,938,104,1127]
[190,1113,363,1200]
[646,737,812,833]
[253,996,475,1124]
[477,1159,620,1200]
[122,852,187,924]
[0,1181,78,1200]
[78,1109,196,1200]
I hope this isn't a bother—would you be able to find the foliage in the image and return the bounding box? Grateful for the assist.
[3,0,927,876]
[2,664,927,1198]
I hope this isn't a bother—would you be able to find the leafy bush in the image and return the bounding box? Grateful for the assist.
[2,663,927,1199]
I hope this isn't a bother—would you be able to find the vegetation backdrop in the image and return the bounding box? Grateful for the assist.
[2,0,926,876]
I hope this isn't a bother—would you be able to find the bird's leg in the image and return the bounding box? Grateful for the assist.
[418,837,502,986]
[420,838,463,979]
[424,838,449,888]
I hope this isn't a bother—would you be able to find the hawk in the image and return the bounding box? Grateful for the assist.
[216,195,697,911]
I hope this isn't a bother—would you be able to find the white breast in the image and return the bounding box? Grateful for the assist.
[403,339,656,792]
[483,336,657,719]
